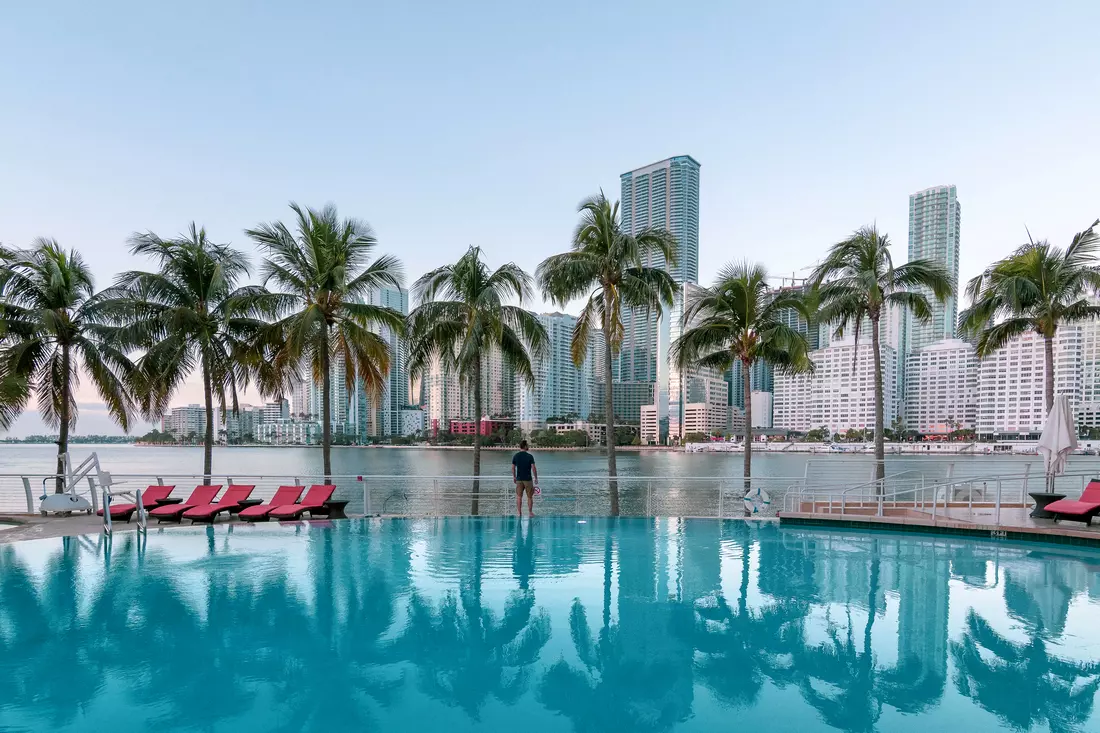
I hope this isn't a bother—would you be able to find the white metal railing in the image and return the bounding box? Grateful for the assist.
[782,467,1100,525]
[2,470,870,521]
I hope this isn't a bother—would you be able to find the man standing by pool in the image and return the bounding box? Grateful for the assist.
[512,440,538,516]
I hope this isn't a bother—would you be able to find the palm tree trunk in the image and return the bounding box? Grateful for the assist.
[201,353,214,484]
[321,325,332,482]
[742,358,753,503]
[870,313,886,487]
[1044,333,1055,415]
[603,302,618,516]
[471,357,482,516]
[54,343,71,494]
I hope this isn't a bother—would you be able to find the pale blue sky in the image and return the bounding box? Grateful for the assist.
[2,1,1098,435]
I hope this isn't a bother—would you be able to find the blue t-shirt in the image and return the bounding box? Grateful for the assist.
[512,451,535,481]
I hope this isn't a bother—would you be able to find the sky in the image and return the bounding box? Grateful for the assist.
[2,0,1098,436]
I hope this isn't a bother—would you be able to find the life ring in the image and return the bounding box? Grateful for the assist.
[743,487,771,515]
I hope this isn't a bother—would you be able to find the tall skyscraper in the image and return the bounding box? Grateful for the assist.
[518,312,590,430]
[618,155,701,434]
[907,185,961,352]
[354,285,410,439]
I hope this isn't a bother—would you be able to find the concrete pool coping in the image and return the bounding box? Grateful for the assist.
[6,509,1100,549]
[779,510,1100,548]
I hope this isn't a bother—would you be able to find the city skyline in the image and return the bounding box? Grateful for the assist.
[3,1,1096,434]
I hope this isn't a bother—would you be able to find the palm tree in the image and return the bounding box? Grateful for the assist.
[672,262,813,492]
[246,203,405,481]
[99,224,273,481]
[407,246,546,515]
[952,610,1100,733]
[0,240,134,490]
[537,193,679,515]
[959,220,1100,413]
[810,226,952,483]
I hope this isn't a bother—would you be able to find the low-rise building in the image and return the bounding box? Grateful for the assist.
[640,405,659,445]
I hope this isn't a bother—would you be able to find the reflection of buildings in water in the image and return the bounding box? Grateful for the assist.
[757,530,822,603]
[883,538,949,712]
[678,518,722,603]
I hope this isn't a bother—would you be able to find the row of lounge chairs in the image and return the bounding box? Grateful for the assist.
[97,484,337,524]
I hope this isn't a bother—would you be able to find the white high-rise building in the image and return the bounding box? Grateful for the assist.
[750,391,773,429]
[905,339,978,433]
[161,404,208,439]
[1079,320,1100,427]
[975,329,1082,437]
[773,339,899,434]
[518,313,590,431]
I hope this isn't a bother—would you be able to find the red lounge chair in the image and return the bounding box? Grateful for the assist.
[183,485,256,524]
[238,486,304,522]
[1044,480,1100,525]
[269,484,336,520]
[96,485,175,522]
[149,485,222,523]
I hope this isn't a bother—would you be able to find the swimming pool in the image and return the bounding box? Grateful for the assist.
[2,518,1099,732]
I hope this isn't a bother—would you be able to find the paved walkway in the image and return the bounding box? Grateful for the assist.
[781,503,1100,542]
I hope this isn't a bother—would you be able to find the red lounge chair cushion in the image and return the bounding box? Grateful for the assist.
[182,485,255,519]
[149,485,221,516]
[96,485,175,517]
[238,486,304,519]
[1044,499,1100,516]
[269,485,335,519]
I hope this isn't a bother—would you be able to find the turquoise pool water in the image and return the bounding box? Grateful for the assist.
[2,518,1100,732]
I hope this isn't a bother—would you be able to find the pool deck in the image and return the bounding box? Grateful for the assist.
[780,504,1100,546]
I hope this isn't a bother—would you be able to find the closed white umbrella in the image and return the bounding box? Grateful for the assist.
[1037,394,1077,492]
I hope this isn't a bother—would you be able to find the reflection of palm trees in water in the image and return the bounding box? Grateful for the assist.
[677,524,806,708]
[953,610,1100,733]
[399,519,551,720]
[0,539,102,729]
[794,540,882,732]
[539,519,695,732]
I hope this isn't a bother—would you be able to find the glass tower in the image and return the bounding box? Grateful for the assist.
[617,155,701,428]
[906,185,961,352]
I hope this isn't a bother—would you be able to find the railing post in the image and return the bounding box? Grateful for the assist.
[718,483,724,519]
[22,477,33,513]
[102,488,112,535]
[1022,463,1030,494]
[157,476,164,486]
[87,477,99,514]
[646,480,653,517]
[995,479,1002,525]
[136,488,147,534]
[363,479,371,516]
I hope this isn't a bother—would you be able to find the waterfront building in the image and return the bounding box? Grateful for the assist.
[594,381,656,426]
[906,185,962,352]
[161,404,207,439]
[547,420,606,445]
[255,420,320,445]
[976,329,1082,438]
[773,336,899,434]
[225,404,262,442]
[750,391,773,428]
[263,399,289,423]
[352,286,410,439]
[905,338,978,433]
[618,155,701,427]
[518,313,590,431]
[448,417,515,437]
[399,406,425,437]
[640,405,658,445]
[671,376,728,438]
[1079,320,1100,428]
